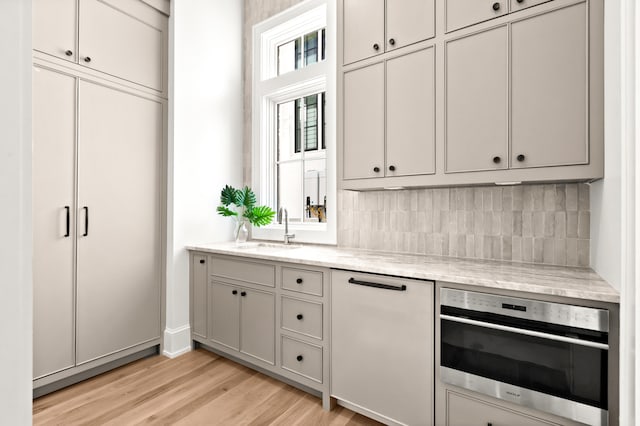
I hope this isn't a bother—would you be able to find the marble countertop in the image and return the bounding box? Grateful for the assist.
[187,242,619,304]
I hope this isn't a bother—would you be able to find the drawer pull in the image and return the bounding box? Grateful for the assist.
[296,314,303,320]
[492,2,500,11]
[389,38,396,46]
[199,259,205,264]
[240,291,247,297]
[65,50,73,57]
[296,278,303,284]
[348,277,407,291]
[296,355,303,362]
[373,43,380,51]
[232,290,238,295]
[493,156,501,164]
[64,206,70,237]
[517,154,526,162]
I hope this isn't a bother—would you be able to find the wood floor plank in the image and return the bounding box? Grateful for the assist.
[33,348,382,426]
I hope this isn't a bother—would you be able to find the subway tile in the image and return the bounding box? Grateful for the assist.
[555,184,566,211]
[483,236,493,260]
[578,184,590,211]
[474,210,484,234]
[417,233,426,254]
[533,238,544,263]
[464,188,474,211]
[473,188,484,210]
[543,238,555,264]
[502,187,513,212]
[555,211,566,238]
[543,185,556,211]
[501,211,513,237]
[410,190,419,211]
[512,185,524,211]
[533,212,545,237]
[466,235,475,258]
[440,211,450,233]
[566,184,578,211]
[475,235,484,259]
[566,238,578,266]
[554,239,567,266]
[418,189,433,211]
[512,211,523,236]
[397,191,411,211]
[522,237,533,262]
[483,188,493,211]
[578,211,590,239]
[522,185,534,211]
[408,232,418,253]
[522,212,533,237]
[491,236,501,260]
[492,187,503,211]
[578,239,590,267]
[502,237,512,261]
[543,212,555,237]
[425,210,433,233]
[566,211,578,238]
[449,234,458,257]
[512,236,523,262]
[531,185,544,211]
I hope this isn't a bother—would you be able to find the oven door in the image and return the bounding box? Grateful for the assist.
[440,313,609,426]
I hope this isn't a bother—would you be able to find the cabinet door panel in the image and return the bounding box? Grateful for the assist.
[343,63,385,179]
[209,282,240,351]
[343,0,384,64]
[445,26,509,173]
[76,81,162,364]
[33,0,77,62]
[32,67,77,379]
[510,0,553,14]
[80,0,165,90]
[511,3,588,168]
[240,289,275,365]
[446,0,508,32]
[192,255,208,339]
[387,47,436,176]
[387,0,435,50]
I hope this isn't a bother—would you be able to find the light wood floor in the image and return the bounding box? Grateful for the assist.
[33,349,382,425]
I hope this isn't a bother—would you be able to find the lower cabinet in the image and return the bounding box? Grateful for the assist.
[444,391,560,426]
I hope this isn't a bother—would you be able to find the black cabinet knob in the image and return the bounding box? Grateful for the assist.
[296,355,303,362]
[199,259,205,264]
[493,156,501,164]
[389,38,396,46]
[84,56,92,63]
[517,0,524,3]
[296,278,303,284]
[492,2,501,11]
[373,43,380,51]
[232,290,238,295]
[517,154,526,162]
[389,165,396,171]
[296,314,303,320]
[240,291,247,297]
[373,167,380,173]
[488,423,493,426]
[65,50,73,56]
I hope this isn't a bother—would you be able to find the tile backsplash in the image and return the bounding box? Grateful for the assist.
[337,183,590,267]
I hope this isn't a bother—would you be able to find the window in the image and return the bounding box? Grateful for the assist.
[252,0,336,244]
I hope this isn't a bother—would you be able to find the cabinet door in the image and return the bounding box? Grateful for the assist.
[240,288,275,365]
[343,63,385,179]
[32,66,77,379]
[192,254,208,339]
[446,0,508,32]
[33,0,77,62]
[387,47,436,176]
[331,271,433,425]
[209,282,240,351]
[79,0,165,91]
[343,0,384,64]
[445,26,509,173]
[387,0,435,51]
[76,80,162,364]
[511,3,588,168]
[446,391,559,426]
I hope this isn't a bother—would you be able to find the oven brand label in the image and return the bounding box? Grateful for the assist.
[506,390,521,399]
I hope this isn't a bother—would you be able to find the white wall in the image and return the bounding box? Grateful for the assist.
[165,0,244,357]
[0,0,32,423]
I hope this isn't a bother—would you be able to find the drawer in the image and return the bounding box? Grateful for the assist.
[510,0,552,13]
[281,297,323,340]
[282,267,323,296]
[281,336,323,383]
[446,0,508,32]
[210,256,275,288]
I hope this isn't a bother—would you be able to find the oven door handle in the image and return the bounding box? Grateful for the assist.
[440,314,609,350]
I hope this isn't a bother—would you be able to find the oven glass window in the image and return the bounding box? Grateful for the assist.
[441,319,608,409]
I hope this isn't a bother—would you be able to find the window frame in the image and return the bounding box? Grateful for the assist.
[251,0,336,244]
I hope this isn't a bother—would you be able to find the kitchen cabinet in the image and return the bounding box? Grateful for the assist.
[331,270,434,425]
[445,391,560,426]
[342,0,435,64]
[32,66,163,380]
[446,0,508,33]
[343,47,436,180]
[33,0,167,92]
[191,254,208,339]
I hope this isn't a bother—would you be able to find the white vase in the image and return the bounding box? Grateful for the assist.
[235,220,249,244]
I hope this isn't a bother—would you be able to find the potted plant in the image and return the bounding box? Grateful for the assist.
[216,185,275,244]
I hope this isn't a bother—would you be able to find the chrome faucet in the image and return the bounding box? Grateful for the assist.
[277,207,295,244]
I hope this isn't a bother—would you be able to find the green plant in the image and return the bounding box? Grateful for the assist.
[216,185,275,227]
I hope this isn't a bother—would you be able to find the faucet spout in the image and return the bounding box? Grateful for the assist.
[277,207,295,244]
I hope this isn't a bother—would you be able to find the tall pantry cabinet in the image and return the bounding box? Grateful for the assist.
[32,0,168,391]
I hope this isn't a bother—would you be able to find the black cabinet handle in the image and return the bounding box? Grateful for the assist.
[492,2,501,10]
[296,314,303,320]
[232,290,238,295]
[296,278,303,284]
[199,259,205,264]
[373,43,380,51]
[84,56,91,63]
[64,206,70,237]
[240,291,247,297]
[389,165,396,171]
[373,167,380,173]
[348,277,407,291]
[82,206,89,236]
[488,423,493,426]
[65,50,73,56]
[493,156,501,164]
[296,355,303,362]
[517,154,526,162]
[389,38,396,46]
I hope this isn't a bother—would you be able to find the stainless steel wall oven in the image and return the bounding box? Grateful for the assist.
[440,288,609,426]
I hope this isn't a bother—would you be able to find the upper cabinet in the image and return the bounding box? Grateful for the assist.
[33,0,168,93]
[343,0,435,65]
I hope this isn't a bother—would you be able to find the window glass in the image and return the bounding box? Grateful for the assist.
[277,29,325,76]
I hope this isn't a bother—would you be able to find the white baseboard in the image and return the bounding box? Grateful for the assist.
[162,324,191,358]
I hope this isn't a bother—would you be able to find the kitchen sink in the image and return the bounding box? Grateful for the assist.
[236,242,303,250]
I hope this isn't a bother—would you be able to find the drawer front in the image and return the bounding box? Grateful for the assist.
[446,0,508,32]
[281,336,323,383]
[281,297,323,340]
[510,0,551,13]
[211,256,275,288]
[282,267,323,296]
